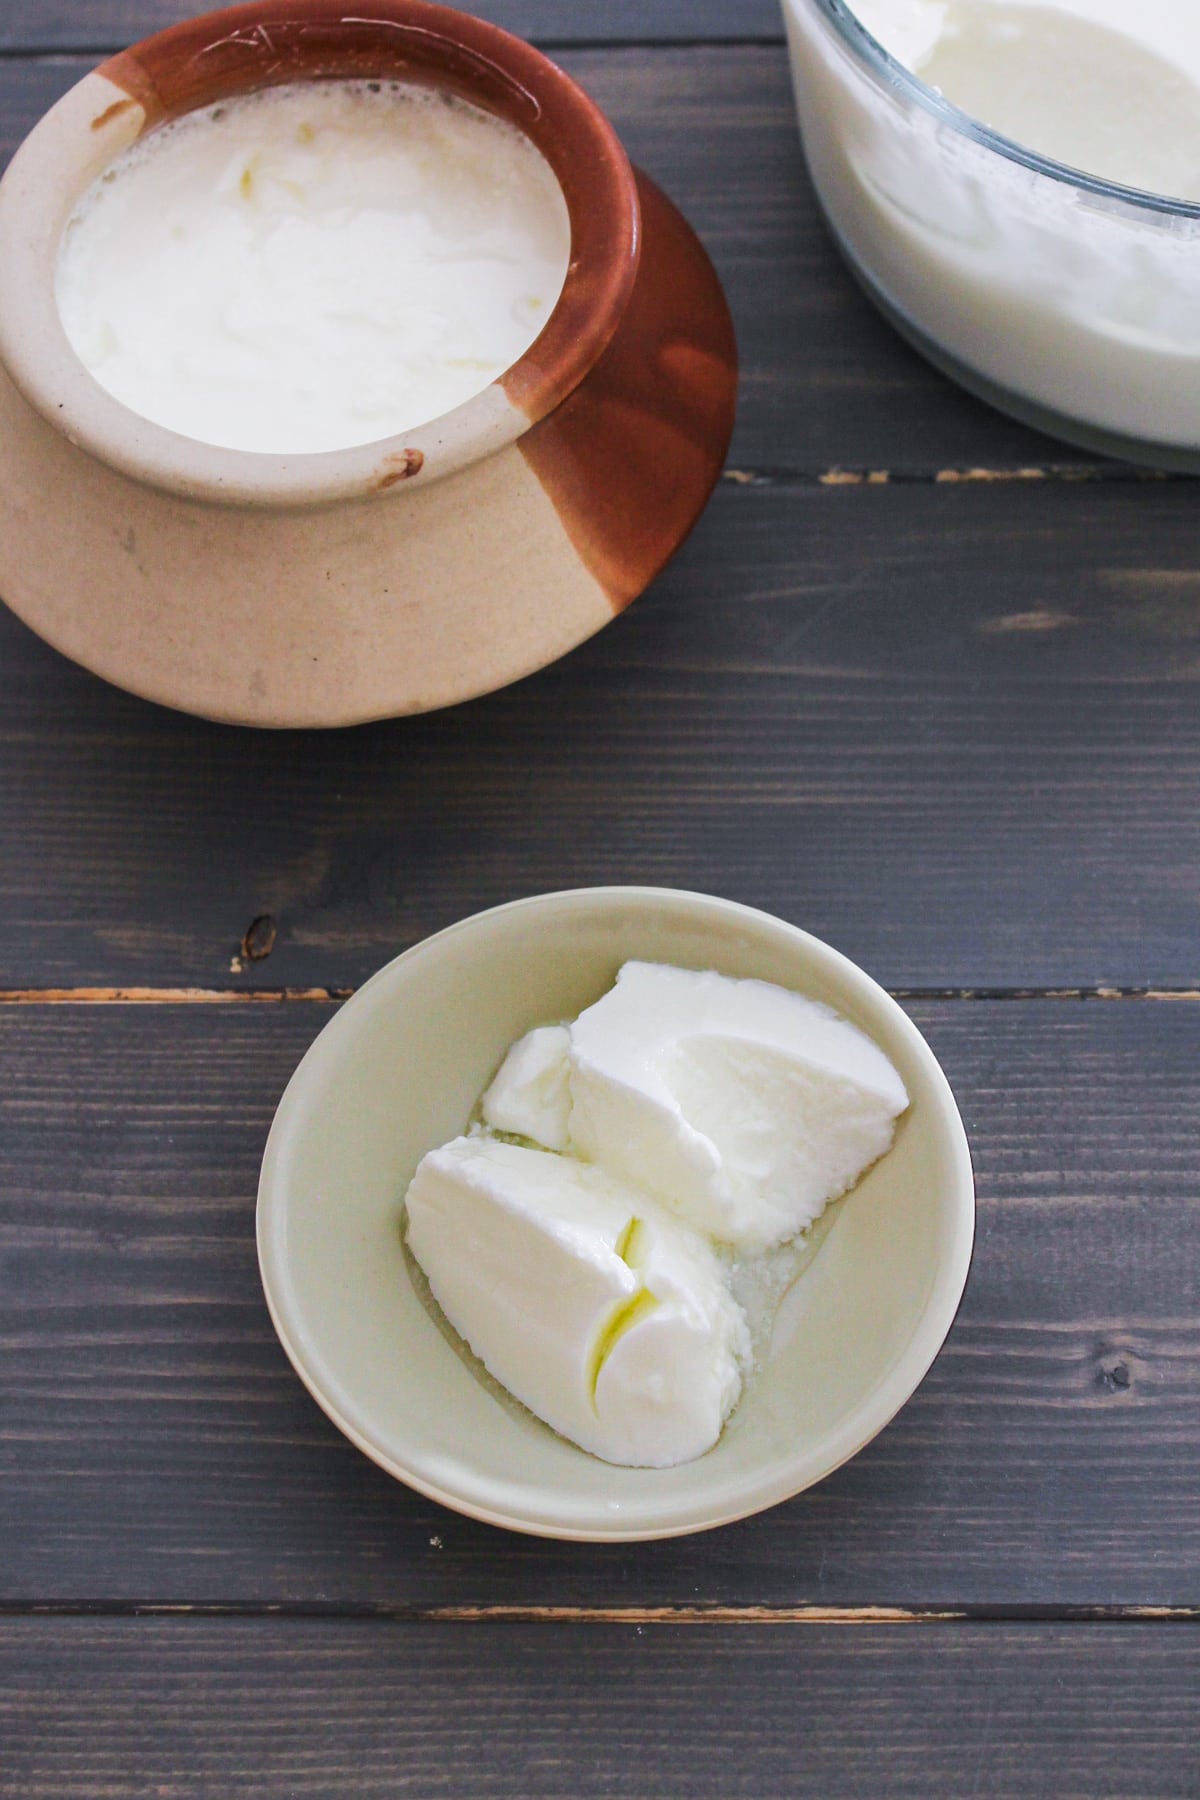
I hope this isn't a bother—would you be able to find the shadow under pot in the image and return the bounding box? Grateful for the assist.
[0,0,737,727]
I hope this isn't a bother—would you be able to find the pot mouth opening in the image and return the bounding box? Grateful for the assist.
[0,0,641,508]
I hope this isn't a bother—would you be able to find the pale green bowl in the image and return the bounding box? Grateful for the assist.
[257,887,974,1540]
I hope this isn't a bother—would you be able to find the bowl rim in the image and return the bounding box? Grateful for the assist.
[0,0,640,507]
[256,885,976,1541]
[804,0,1200,220]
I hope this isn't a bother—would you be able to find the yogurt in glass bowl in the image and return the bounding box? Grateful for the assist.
[782,0,1200,468]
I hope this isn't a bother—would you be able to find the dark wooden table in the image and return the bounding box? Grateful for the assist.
[4,3,1200,1794]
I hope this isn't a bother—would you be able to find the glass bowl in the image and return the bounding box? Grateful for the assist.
[782,0,1200,469]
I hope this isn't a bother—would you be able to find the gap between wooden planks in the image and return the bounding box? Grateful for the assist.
[1,987,1198,1005]
[4,1602,1200,1624]
[723,465,1192,487]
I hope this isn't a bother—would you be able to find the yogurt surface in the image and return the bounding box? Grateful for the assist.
[56,80,572,454]
[850,0,1200,199]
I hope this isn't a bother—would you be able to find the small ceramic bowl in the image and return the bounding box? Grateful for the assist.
[257,887,974,1540]
[0,0,736,726]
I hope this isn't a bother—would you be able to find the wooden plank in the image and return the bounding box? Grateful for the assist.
[0,0,785,53]
[0,49,1087,471]
[2,998,1198,1606]
[3,476,1200,991]
[3,1617,1200,1798]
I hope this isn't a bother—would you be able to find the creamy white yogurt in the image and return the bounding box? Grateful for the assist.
[568,962,908,1253]
[405,1136,750,1468]
[56,81,571,454]
[852,0,1200,198]
[481,1024,572,1151]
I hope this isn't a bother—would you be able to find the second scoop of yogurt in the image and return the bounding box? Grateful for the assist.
[485,962,909,1253]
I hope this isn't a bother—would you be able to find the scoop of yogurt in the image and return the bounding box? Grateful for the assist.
[480,1024,572,1151]
[565,962,908,1253]
[405,1136,750,1468]
[404,962,908,1467]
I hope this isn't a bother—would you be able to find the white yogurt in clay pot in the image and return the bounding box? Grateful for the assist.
[56,80,571,454]
[782,0,1200,465]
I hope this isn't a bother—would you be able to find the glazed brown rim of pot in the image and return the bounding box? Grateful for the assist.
[0,0,641,508]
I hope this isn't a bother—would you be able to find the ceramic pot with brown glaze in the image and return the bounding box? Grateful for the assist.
[0,0,736,727]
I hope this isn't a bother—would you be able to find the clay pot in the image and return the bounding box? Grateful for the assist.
[0,0,736,726]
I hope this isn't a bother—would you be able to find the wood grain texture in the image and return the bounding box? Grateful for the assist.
[0,48,1089,472]
[3,1617,1200,1798]
[2,0,1195,1774]
[3,998,1198,1607]
[3,477,1200,990]
[0,0,786,53]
